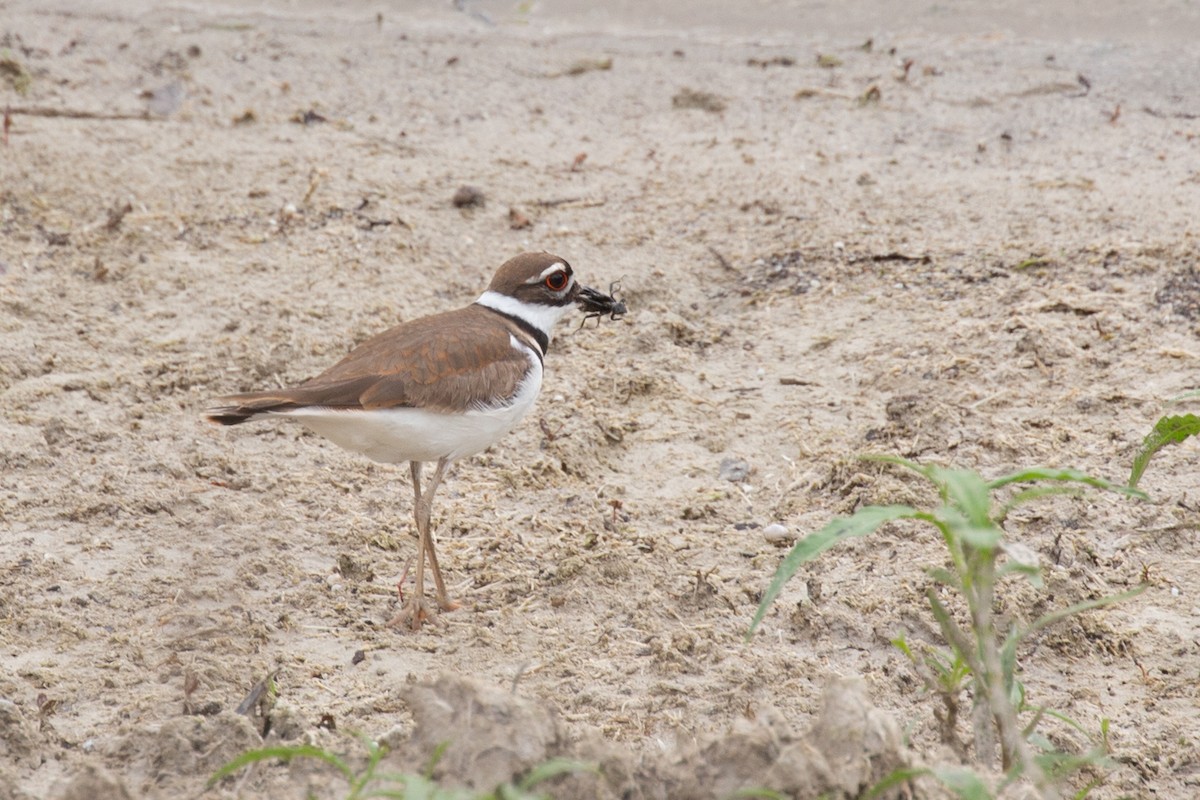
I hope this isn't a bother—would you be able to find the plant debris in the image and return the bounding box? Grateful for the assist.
[0,55,31,94]
[673,87,726,113]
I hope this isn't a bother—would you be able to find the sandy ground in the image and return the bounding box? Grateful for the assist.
[2,1,1199,797]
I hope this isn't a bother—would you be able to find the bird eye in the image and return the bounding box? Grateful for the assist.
[544,271,568,291]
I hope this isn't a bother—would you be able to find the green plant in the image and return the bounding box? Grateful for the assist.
[750,456,1147,799]
[1128,407,1199,488]
[893,634,972,755]
[207,734,593,800]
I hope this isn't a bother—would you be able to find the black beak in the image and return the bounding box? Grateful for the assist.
[576,284,627,321]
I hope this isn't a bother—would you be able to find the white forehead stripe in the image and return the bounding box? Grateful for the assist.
[527,262,568,283]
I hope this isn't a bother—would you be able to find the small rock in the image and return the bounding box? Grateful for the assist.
[719,457,750,482]
[145,81,184,116]
[762,523,793,546]
[508,207,531,229]
[452,185,485,208]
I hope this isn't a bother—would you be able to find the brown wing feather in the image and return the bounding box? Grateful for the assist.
[204,305,532,424]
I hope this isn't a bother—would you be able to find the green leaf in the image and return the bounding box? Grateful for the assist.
[927,566,960,588]
[995,485,1083,522]
[862,767,933,800]
[362,775,440,800]
[518,758,596,789]
[425,741,451,780]
[1027,730,1055,752]
[957,523,1003,548]
[207,744,354,787]
[1038,707,1099,740]
[363,778,444,800]
[931,766,994,800]
[747,505,923,637]
[933,468,994,528]
[1072,774,1109,800]
[1021,584,1148,641]
[862,453,930,476]
[999,627,1020,689]
[987,466,1146,500]
[1129,414,1200,488]
[925,588,981,677]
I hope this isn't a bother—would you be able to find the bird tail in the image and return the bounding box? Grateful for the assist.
[203,392,303,426]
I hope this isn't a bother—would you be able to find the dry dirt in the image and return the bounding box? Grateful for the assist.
[2,1,1199,798]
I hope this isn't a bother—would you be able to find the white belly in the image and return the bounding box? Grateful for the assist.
[274,356,543,464]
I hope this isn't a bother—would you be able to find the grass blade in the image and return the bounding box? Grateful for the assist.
[931,766,994,800]
[863,767,930,799]
[747,505,922,637]
[207,744,355,787]
[518,758,596,789]
[862,453,931,475]
[1128,414,1200,488]
[425,741,450,780]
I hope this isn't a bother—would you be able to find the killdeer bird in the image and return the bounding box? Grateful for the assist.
[205,252,625,629]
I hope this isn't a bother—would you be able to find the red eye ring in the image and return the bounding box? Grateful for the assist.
[544,271,568,291]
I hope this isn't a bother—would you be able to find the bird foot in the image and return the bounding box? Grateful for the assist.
[386,595,437,631]
[386,584,460,630]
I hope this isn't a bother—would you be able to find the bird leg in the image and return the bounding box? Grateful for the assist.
[417,457,460,612]
[388,461,432,629]
[388,457,459,630]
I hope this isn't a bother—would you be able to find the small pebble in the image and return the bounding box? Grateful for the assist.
[146,81,184,116]
[452,185,485,208]
[719,457,750,482]
[508,206,532,229]
[762,523,793,546]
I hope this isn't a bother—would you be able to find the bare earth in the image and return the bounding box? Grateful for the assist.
[2,1,1199,797]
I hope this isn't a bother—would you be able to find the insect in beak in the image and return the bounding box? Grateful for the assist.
[576,280,627,328]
